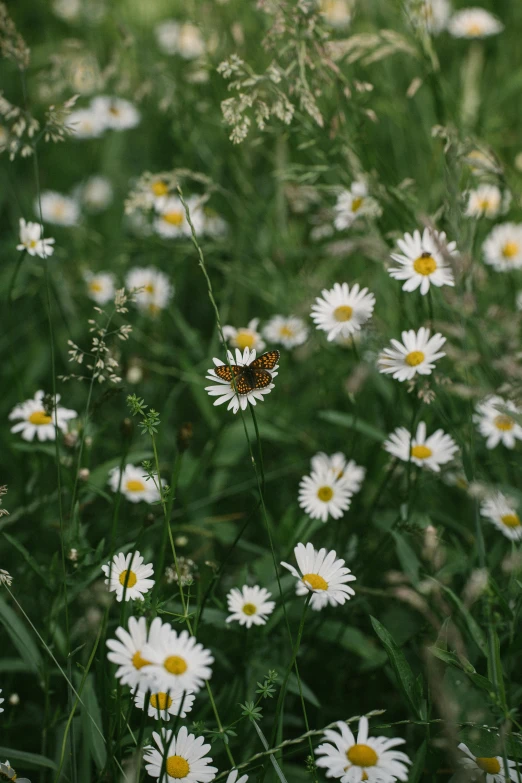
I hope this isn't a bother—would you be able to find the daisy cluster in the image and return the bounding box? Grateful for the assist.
[125,174,228,242]
[4,0,522,780]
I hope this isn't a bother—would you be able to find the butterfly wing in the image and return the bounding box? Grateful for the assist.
[214,364,242,382]
[234,371,255,394]
[251,369,273,390]
[250,350,280,370]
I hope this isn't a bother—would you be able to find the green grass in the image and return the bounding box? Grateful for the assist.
[1,0,522,781]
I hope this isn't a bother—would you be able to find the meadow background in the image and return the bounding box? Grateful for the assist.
[1,0,522,781]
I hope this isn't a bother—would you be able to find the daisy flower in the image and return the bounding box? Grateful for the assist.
[84,271,115,305]
[154,195,204,238]
[108,464,162,504]
[205,347,278,415]
[36,191,80,226]
[407,0,451,34]
[315,716,411,783]
[226,585,275,628]
[225,772,248,783]
[383,421,458,472]
[66,108,105,139]
[388,228,456,295]
[9,391,77,442]
[81,175,113,212]
[101,551,155,602]
[281,542,356,611]
[0,761,31,783]
[126,266,173,315]
[320,0,353,28]
[133,688,195,721]
[465,184,508,219]
[262,315,309,349]
[334,182,382,231]
[154,20,206,59]
[223,319,265,352]
[299,468,353,522]
[16,218,55,258]
[474,395,522,449]
[144,727,217,783]
[448,8,504,38]
[90,96,141,131]
[311,282,376,342]
[481,493,522,542]
[107,616,163,690]
[483,223,522,272]
[310,453,365,494]
[378,327,446,382]
[457,743,519,782]
[140,627,214,695]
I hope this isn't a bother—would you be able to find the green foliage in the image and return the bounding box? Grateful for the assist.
[1,0,522,780]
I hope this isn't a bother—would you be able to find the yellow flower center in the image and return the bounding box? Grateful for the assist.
[502,241,519,259]
[162,210,184,226]
[466,22,483,35]
[109,106,120,116]
[29,410,53,426]
[413,253,437,276]
[150,692,173,710]
[405,350,425,367]
[501,513,521,528]
[411,445,432,460]
[346,744,378,768]
[235,330,256,350]
[118,569,137,588]
[279,325,295,337]
[29,239,38,248]
[334,305,353,322]
[475,757,501,774]
[53,203,66,218]
[126,479,146,492]
[166,756,190,779]
[131,650,151,670]
[302,573,328,591]
[242,603,257,615]
[164,655,188,675]
[351,197,364,212]
[145,283,155,293]
[152,180,169,197]
[494,414,514,431]
[479,199,493,212]
[89,281,103,293]
[317,485,334,502]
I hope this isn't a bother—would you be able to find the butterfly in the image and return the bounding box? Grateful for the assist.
[214,350,280,395]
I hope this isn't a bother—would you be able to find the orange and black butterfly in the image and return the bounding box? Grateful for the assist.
[214,350,280,395]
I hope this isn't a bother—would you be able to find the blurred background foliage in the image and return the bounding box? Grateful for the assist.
[1,0,522,779]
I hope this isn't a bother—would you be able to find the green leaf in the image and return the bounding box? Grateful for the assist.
[437,582,487,655]
[82,674,107,770]
[392,531,420,584]
[429,646,493,693]
[370,616,421,717]
[3,532,53,590]
[321,621,387,670]
[408,739,427,783]
[0,598,42,674]
[0,747,57,770]
[318,411,387,442]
